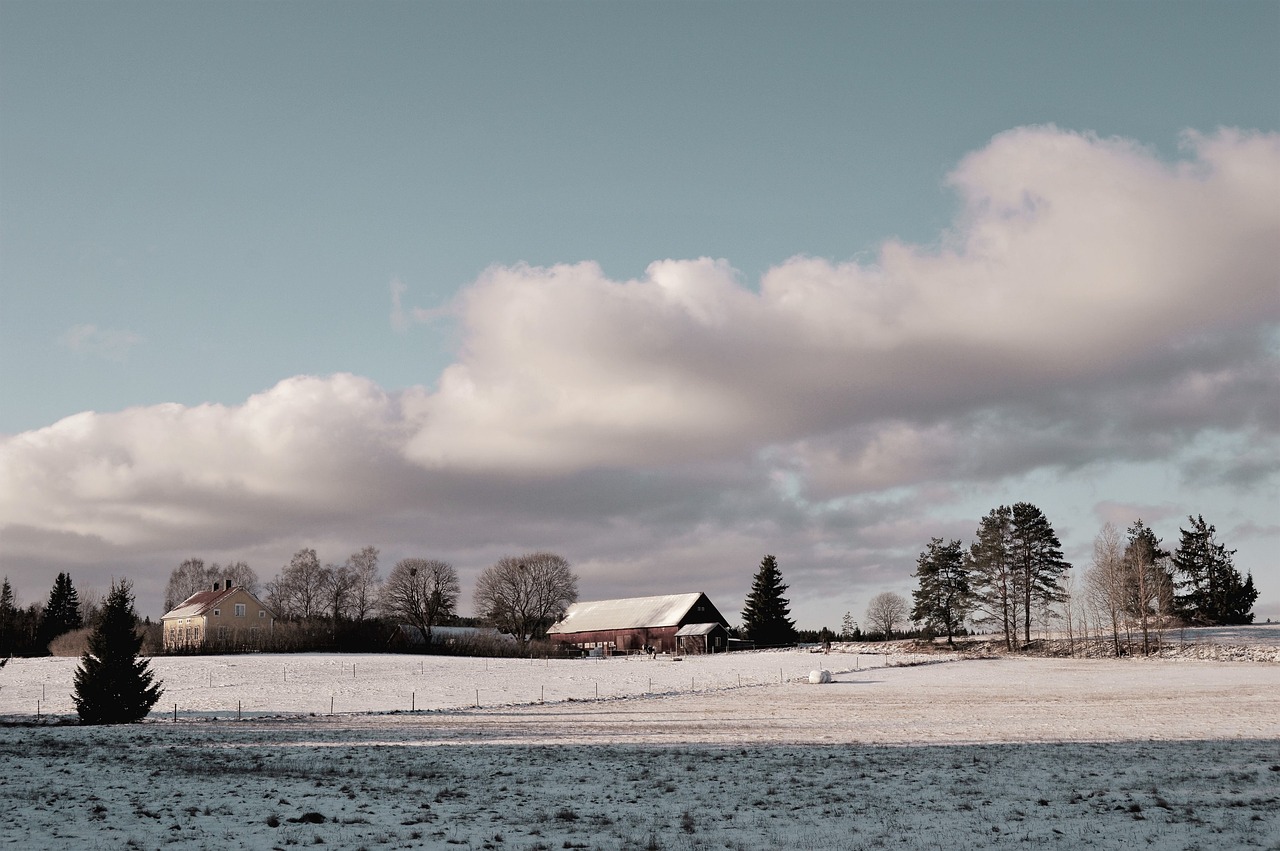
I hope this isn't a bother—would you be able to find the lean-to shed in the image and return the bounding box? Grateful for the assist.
[547,592,730,654]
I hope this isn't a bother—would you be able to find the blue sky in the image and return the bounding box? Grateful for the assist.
[2,1,1277,625]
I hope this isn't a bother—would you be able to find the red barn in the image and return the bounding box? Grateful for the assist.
[547,592,730,655]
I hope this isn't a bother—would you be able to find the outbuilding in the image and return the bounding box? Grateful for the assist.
[547,592,730,655]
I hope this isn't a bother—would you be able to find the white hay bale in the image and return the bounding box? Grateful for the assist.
[808,669,832,684]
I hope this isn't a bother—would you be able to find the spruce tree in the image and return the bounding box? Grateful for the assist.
[72,580,163,724]
[741,555,796,646]
[39,572,83,651]
[0,577,15,656]
[1173,515,1256,624]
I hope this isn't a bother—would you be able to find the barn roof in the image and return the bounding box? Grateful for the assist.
[548,593,720,634]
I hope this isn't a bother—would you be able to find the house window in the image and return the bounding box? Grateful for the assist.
[259,610,265,618]
[212,609,220,617]
[234,603,246,617]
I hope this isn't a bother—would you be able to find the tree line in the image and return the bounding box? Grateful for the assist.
[734,507,1261,653]
[907,507,1258,654]
[0,549,580,658]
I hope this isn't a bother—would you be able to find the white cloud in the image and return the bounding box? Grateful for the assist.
[5,127,1278,622]
[57,324,144,360]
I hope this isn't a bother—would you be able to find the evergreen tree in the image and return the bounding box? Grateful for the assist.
[911,538,971,648]
[0,577,16,656]
[1122,520,1174,654]
[1173,515,1256,625]
[72,579,163,724]
[39,572,83,651]
[1010,502,1069,643]
[741,555,796,646]
[968,506,1018,650]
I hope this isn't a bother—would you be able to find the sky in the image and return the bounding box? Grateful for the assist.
[1,1,1277,626]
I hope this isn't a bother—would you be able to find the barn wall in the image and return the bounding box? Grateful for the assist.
[549,626,680,653]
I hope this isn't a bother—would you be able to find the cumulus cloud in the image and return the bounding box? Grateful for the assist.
[402,127,1279,481]
[4,127,1278,619]
[57,324,144,360]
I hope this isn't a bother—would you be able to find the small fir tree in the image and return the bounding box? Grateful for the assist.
[72,580,163,724]
[39,572,83,651]
[840,610,858,640]
[741,555,797,646]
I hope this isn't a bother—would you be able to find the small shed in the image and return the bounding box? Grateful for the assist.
[547,592,730,655]
[675,621,731,655]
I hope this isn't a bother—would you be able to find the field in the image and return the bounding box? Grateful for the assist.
[1,629,1278,850]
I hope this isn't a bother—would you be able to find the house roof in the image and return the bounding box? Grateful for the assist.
[548,593,721,634]
[162,587,273,620]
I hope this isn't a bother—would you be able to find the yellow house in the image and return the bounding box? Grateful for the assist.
[161,580,275,652]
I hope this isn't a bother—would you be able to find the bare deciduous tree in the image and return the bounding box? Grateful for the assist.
[865,591,909,640]
[1087,523,1128,657]
[164,559,260,613]
[322,562,359,624]
[380,558,460,640]
[474,552,578,647]
[347,545,381,622]
[267,549,326,620]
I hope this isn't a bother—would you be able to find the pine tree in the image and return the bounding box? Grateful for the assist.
[1173,516,1256,625]
[741,555,796,646]
[72,580,163,724]
[1010,502,1069,643]
[39,572,83,651]
[968,506,1018,650]
[911,538,971,648]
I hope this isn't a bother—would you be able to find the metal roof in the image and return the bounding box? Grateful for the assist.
[674,622,724,637]
[548,593,716,634]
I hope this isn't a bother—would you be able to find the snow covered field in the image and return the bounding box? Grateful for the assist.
[1,634,1277,850]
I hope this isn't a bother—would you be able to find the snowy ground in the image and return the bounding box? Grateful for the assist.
[1,630,1277,850]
